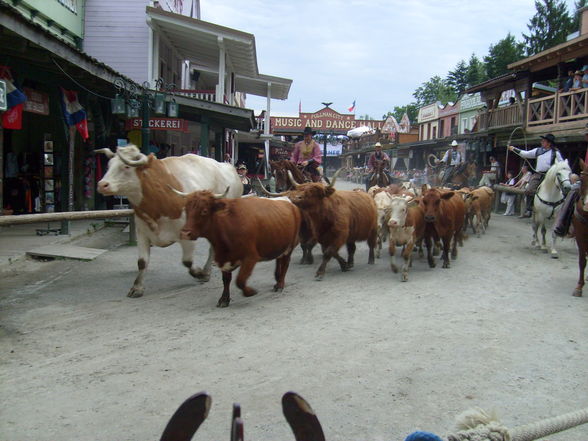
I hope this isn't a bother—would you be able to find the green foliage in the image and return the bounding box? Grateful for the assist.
[465,54,488,88]
[523,0,574,56]
[413,76,457,107]
[358,114,373,120]
[382,103,419,125]
[446,60,469,94]
[484,33,525,78]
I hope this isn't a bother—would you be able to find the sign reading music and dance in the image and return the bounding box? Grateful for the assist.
[271,107,384,134]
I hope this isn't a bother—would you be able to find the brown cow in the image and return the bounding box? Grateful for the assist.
[179,191,300,307]
[468,186,494,237]
[420,186,465,269]
[286,176,377,280]
[572,159,588,297]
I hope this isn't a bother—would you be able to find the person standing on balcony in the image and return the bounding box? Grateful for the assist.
[571,71,583,90]
[560,69,574,92]
[508,133,564,218]
[582,65,588,88]
[291,126,322,181]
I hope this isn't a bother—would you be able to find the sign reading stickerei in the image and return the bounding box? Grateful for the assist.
[125,117,188,132]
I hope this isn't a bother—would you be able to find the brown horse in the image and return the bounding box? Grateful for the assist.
[572,158,588,297]
[367,160,391,190]
[431,161,478,188]
[270,160,314,192]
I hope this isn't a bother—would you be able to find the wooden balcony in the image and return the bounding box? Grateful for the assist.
[527,88,588,127]
[478,105,524,130]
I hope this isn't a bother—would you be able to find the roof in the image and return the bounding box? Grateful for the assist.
[147,7,292,100]
[464,72,523,94]
[508,32,588,72]
[175,94,255,131]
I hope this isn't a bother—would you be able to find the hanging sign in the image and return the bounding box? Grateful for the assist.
[125,117,189,132]
[23,88,50,115]
[0,80,6,111]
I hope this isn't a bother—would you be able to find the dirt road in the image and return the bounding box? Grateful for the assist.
[1,181,587,441]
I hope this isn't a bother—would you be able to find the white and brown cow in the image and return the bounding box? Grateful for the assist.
[96,145,242,298]
[387,195,425,281]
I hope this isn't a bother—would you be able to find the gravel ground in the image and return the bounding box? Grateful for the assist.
[1,180,587,441]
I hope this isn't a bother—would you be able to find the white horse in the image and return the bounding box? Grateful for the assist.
[532,160,572,258]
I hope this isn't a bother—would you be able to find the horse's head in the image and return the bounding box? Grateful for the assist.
[550,160,572,195]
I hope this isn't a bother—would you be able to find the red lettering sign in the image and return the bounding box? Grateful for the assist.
[271,107,384,134]
[125,118,188,132]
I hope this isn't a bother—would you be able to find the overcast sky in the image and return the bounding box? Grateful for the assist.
[201,0,579,119]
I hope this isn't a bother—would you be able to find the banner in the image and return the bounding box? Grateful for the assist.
[60,87,89,140]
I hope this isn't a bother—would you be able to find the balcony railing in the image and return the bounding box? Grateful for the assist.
[478,105,524,130]
[172,89,216,102]
[528,88,588,126]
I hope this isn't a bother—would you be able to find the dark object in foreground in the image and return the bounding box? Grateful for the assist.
[159,391,325,441]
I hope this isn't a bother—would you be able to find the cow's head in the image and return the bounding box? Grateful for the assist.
[388,195,417,228]
[96,145,151,202]
[179,188,230,241]
[287,182,335,209]
[420,189,454,223]
[373,190,392,229]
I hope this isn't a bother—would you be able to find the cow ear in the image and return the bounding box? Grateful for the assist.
[421,184,428,194]
[325,187,336,197]
[471,195,479,201]
[441,191,455,200]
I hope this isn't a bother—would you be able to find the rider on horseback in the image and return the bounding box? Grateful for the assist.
[365,142,391,190]
[437,140,463,186]
[291,126,322,182]
[508,133,564,218]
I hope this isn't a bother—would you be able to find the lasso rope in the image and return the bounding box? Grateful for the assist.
[505,126,537,180]
[405,407,588,441]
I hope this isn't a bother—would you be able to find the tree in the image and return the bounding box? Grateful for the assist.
[572,0,588,30]
[412,76,457,107]
[446,60,468,94]
[484,33,525,78]
[358,114,373,120]
[523,0,574,56]
[382,103,419,125]
[465,54,487,88]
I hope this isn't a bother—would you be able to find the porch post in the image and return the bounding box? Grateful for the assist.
[200,116,209,157]
[264,82,272,178]
[216,37,225,104]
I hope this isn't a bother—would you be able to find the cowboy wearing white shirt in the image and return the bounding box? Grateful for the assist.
[508,133,564,217]
[438,140,463,185]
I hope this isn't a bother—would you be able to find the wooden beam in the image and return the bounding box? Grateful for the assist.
[0,209,134,226]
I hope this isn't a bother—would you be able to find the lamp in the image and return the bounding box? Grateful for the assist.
[127,99,139,118]
[111,94,126,115]
[154,92,166,114]
[167,99,178,118]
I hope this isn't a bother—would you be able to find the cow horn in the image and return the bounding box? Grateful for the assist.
[287,170,301,188]
[168,185,189,198]
[94,148,115,158]
[213,186,231,199]
[116,150,149,167]
[256,178,288,197]
[328,168,343,188]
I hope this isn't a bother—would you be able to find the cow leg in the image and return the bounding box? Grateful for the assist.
[451,233,459,259]
[416,238,424,258]
[401,241,415,282]
[180,240,210,282]
[389,241,398,273]
[376,228,382,259]
[346,242,356,268]
[425,235,436,268]
[217,271,232,308]
[299,240,315,265]
[235,259,258,297]
[367,230,376,264]
[128,233,151,298]
[274,253,292,292]
[441,236,451,268]
[316,245,345,280]
[573,250,586,297]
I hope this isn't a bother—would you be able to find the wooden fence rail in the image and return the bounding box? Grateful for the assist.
[0,209,134,226]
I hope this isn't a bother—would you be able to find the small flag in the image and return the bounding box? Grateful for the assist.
[348,100,356,113]
[60,87,89,140]
[0,73,26,130]
[299,100,302,114]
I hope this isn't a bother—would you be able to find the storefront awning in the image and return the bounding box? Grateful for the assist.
[175,94,255,131]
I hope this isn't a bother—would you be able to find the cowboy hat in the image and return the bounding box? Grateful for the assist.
[451,140,458,147]
[374,142,382,148]
[237,164,247,170]
[540,133,556,144]
[303,126,316,136]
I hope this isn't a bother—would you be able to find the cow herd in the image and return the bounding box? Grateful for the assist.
[96,145,495,307]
